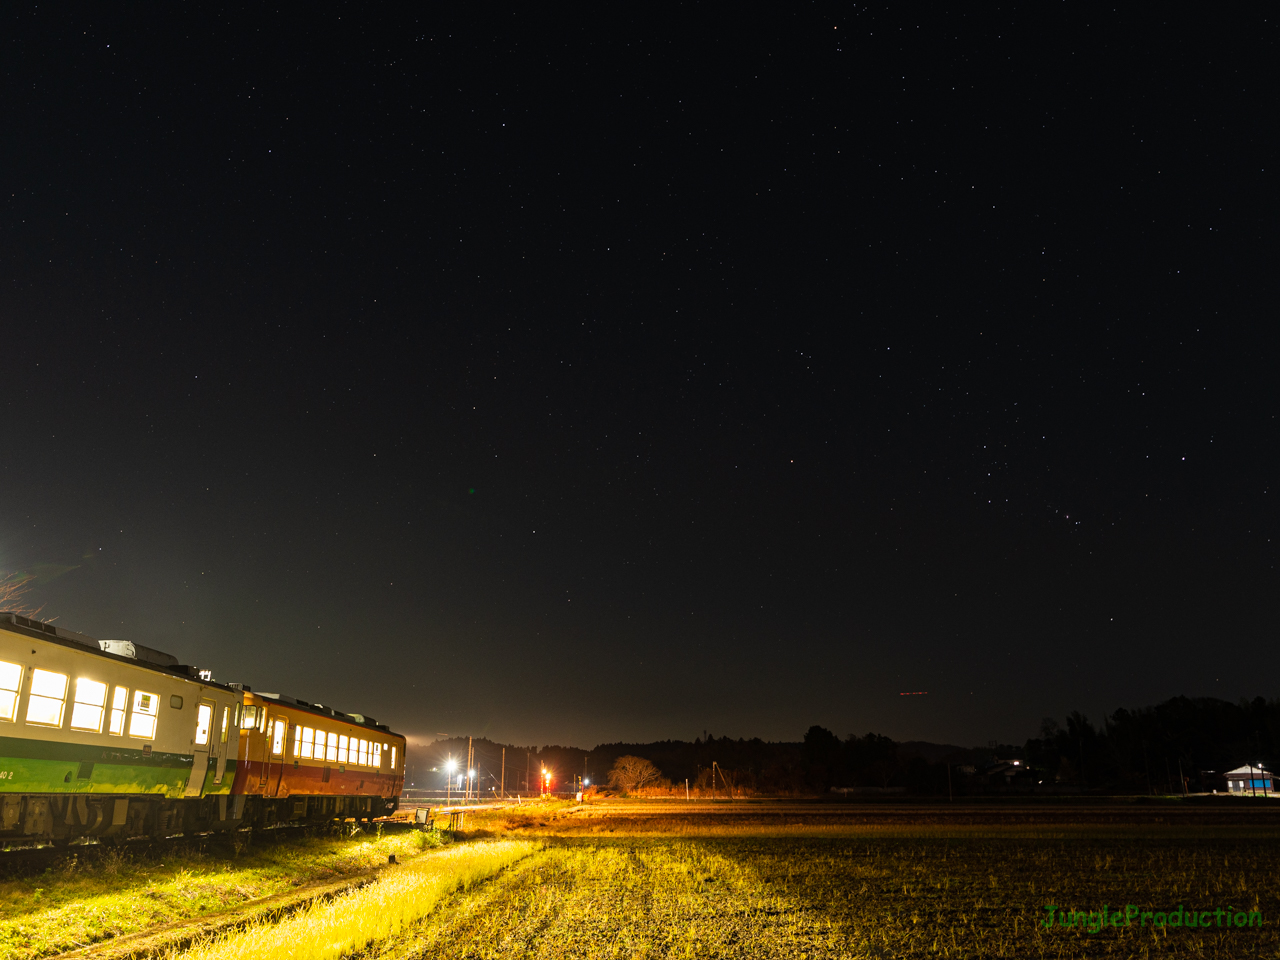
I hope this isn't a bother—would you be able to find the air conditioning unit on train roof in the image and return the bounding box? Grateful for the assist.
[97,639,181,667]
[2,613,182,668]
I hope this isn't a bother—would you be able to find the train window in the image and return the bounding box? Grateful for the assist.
[373,742,382,767]
[220,706,230,743]
[240,704,258,729]
[271,719,286,756]
[259,707,268,733]
[233,703,242,727]
[359,739,368,765]
[390,746,396,770]
[337,735,349,764]
[293,723,303,757]
[26,669,69,727]
[0,660,21,722]
[194,703,213,745]
[70,678,109,733]
[301,727,314,759]
[109,686,128,735]
[325,732,338,763]
[129,690,159,739]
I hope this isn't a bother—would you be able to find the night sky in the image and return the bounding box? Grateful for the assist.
[2,6,1275,750]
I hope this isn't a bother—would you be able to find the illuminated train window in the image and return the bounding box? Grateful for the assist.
[70,678,109,733]
[325,732,338,763]
[130,691,159,739]
[390,746,396,770]
[220,706,230,743]
[300,727,314,758]
[373,742,382,767]
[293,723,303,757]
[194,703,213,745]
[271,719,286,756]
[240,705,259,730]
[109,686,128,735]
[0,660,21,722]
[338,735,349,764]
[27,669,69,727]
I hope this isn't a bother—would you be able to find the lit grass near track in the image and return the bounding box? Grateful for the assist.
[175,840,537,960]
[0,832,431,960]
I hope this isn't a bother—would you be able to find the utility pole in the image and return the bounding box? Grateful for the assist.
[1078,738,1085,793]
[501,747,506,799]
[526,751,530,797]
[467,737,473,801]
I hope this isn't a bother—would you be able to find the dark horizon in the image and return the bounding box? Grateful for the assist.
[2,6,1275,749]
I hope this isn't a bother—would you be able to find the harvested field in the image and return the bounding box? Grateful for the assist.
[9,799,1279,958]
[368,800,1280,958]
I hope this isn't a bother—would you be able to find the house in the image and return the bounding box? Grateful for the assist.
[1224,765,1274,795]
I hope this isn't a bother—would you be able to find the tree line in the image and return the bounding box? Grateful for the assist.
[417,694,1279,797]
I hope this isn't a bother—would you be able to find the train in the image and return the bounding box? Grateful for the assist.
[0,611,405,843]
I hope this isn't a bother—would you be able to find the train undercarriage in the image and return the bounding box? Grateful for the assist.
[0,792,400,844]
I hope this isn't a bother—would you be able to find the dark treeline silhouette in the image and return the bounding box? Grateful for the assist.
[1026,695,1280,794]
[408,695,1278,797]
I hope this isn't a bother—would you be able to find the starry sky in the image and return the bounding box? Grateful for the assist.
[2,6,1275,749]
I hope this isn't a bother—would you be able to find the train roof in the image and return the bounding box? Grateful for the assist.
[247,690,397,735]
[1,611,399,738]
[0,610,238,686]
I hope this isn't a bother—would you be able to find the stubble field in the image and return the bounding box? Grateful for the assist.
[372,800,1280,959]
[2,799,1278,959]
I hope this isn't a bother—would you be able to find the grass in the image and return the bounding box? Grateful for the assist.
[0,829,433,959]
[175,840,537,960]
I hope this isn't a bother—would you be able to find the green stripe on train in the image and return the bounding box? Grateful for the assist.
[0,736,236,798]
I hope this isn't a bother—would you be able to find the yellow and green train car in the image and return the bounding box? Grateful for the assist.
[1,612,244,842]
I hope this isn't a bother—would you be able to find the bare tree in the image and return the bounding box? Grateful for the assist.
[0,571,42,619]
[608,755,663,794]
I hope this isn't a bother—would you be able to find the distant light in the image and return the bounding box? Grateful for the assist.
[469,769,475,778]
[584,779,590,786]
[445,759,457,773]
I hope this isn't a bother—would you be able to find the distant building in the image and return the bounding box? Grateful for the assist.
[1224,765,1273,795]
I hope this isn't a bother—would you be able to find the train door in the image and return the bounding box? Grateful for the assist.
[183,699,216,797]
[266,715,287,797]
[257,708,270,790]
[213,703,231,784]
